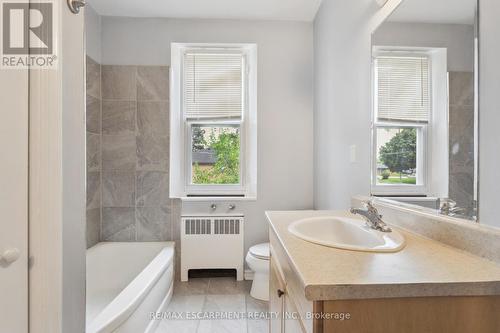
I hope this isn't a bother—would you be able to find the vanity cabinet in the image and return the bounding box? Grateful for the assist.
[269,227,500,333]
[270,254,307,333]
[269,230,316,333]
[269,256,285,333]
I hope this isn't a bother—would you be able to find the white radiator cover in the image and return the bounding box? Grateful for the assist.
[181,216,244,281]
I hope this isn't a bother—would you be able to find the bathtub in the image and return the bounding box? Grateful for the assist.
[86,242,175,333]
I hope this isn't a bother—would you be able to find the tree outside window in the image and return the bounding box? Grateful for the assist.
[377,128,417,185]
[191,126,241,185]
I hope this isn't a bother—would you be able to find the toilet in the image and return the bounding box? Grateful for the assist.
[246,243,270,301]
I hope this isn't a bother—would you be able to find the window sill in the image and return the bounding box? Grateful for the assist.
[178,196,257,202]
[371,184,428,197]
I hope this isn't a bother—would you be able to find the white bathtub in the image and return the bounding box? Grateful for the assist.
[86,242,175,333]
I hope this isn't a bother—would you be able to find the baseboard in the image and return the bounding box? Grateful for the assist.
[244,269,254,280]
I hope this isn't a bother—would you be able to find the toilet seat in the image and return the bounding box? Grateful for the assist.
[249,243,270,260]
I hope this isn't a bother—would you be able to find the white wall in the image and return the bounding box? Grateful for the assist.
[100,17,315,253]
[313,0,401,210]
[85,4,102,62]
[373,22,474,72]
[479,0,500,229]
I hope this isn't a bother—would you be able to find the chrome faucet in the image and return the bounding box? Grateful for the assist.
[439,198,466,217]
[350,201,392,233]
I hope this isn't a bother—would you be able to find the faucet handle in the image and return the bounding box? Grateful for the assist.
[364,200,376,211]
[364,199,374,207]
[364,200,383,218]
[440,198,457,209]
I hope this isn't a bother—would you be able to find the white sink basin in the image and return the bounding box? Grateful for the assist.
[288,216,405,253]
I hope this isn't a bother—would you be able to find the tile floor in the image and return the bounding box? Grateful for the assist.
[155,277,269,333]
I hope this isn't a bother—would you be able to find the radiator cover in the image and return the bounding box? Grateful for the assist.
[180,216,244,281]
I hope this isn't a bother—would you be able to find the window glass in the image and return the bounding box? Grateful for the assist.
[376,127,417,185]
[191,125,241,185]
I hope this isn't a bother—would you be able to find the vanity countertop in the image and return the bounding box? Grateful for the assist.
[266,210,500,301]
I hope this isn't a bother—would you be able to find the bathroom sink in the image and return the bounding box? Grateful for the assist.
[288,216,405,253]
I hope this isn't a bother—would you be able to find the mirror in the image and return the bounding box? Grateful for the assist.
[371,0,478,221]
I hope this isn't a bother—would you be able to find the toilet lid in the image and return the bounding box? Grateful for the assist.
[249,243,270,260]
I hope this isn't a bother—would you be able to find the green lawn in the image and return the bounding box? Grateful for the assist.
[378,176,416,185]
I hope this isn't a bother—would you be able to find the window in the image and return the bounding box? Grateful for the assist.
[170,44,257,197]
[372,54,430,194]
[190,124,241,186]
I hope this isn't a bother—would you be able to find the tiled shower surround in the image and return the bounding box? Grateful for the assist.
[448,71,475,213]
[86,55,180,248]
[86,56,102,248]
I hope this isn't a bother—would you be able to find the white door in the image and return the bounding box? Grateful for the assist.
[0,68,29,331]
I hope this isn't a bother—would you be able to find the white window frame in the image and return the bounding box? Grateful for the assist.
[371,50,432,196]
[170,43,258,198]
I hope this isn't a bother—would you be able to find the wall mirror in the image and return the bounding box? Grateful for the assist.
[371,0,478,221]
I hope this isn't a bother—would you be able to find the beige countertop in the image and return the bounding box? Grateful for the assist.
[266,210,500,301]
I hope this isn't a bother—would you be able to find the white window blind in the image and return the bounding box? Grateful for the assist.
[376,56,430,123]
[184,52,244,120]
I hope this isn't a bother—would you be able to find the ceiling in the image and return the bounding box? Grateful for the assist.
[389,0,476,25]
[87,0,323,22]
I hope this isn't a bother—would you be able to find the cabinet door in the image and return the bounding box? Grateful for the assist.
[285,294,307,333]
[270,255,286,333]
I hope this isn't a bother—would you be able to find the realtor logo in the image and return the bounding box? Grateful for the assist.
[1,0,57,69]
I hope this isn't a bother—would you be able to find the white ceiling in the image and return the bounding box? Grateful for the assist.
[87,0,323,22]
[389,0,476,25]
